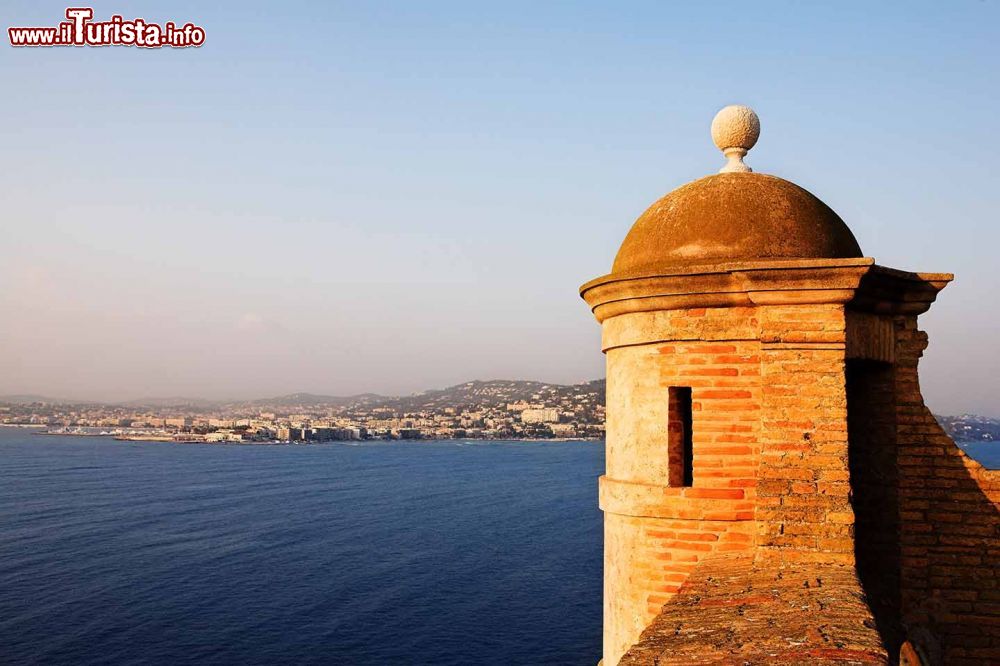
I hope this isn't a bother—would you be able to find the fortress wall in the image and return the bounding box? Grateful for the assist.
[893,318,1000,665]
[601,512,756,664]
[754,304,856,565]
[600,308,761,665]
[598,298,1000,665]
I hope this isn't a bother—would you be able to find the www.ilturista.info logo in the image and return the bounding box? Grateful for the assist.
[8,8,205,48]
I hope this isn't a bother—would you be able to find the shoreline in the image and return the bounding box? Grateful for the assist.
[25,429,602,444]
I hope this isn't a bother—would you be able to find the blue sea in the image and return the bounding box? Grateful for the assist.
[3,430,997,666]
[0,430,604,665]
[957,440,1000,470]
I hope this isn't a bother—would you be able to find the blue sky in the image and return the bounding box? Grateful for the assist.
[1,1,997,414]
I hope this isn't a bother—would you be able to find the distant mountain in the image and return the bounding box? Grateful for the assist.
[0,394,68,404]
[0,380,606,410]
[936,414,1000,442]
[0,394,219,408]
[392,380,551,409]
[247,392,381,407]
[352,379,605,413]
[238,379,606,412]
[118,397,219,408]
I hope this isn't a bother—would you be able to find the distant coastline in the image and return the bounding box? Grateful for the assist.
[29,428,602,445]
[3,380,998,450]
[1,380,607,443]
[3,420,996,469]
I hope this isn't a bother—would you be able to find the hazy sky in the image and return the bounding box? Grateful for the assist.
[1,1,997,414]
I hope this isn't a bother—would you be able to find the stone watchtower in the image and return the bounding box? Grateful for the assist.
[581,107,999,665]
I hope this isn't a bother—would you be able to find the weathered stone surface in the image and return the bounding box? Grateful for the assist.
[611,174,862,276]
[618,554,889,665]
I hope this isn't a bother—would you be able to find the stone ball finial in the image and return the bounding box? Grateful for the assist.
[711,105,760,173]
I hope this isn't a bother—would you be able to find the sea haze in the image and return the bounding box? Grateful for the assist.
[0,430,603,665]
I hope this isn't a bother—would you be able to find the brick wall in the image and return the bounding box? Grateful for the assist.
[894,317,1000,664]
[755,304,855,565]
[597,294,998,665]
[600,309,763,664]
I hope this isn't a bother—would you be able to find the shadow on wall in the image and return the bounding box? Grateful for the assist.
[848,359,903,657]
[848,318,1000,666]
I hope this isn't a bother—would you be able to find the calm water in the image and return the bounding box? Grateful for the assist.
[0,430,604,665]
[3,430,996,666]
[958,441,1000,469]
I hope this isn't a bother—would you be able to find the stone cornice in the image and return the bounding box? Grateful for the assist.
[580,258,952,323]
[853,265,954,315]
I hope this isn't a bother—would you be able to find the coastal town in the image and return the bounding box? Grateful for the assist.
[2,379,996,446]
[0,380,606,443]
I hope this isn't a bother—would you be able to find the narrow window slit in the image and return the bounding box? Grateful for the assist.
[668,387,693,487]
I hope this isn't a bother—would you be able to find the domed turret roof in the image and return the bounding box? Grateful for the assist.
[611,105,863,276]
[612,172,862,275]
